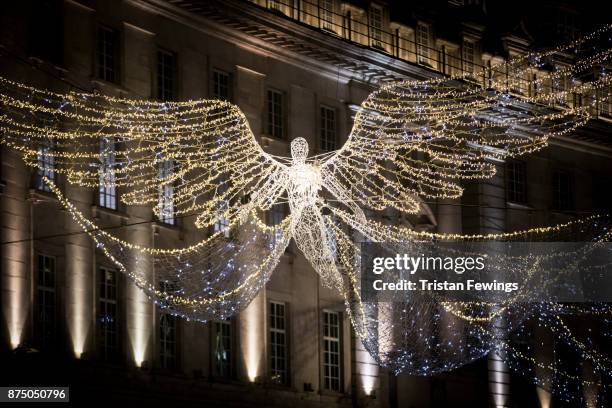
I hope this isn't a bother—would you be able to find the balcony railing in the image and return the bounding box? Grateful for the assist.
[244,0,611,119]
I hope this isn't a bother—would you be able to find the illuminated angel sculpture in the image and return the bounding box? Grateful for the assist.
[2,26,612,399]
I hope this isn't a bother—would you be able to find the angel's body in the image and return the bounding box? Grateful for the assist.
[284,137,343,288]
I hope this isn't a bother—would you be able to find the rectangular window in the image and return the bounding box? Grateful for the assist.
[36,140,55,192]
[212,70,231,101]
[416,22,430,63]
[96,25,119,83]
[269,0,282,12]
[213,175,230,238]
[158,160,175,225]
[159,282,177,369]
[506,160,526,204]
[37,254,56,349]
[99,138,117,210]
[323,311,341,392]
[369,6,383,48]
[320,0,335,32]
[214,319,233,378]
[157,49,177,101]
[267,89,284,139]
[553,170,574,211]
[320,106,337,152]
[462,39,475,74]
[98,266,118,360]
[267,204,285,248]
[213,200,231,238]
[269,301,288,385]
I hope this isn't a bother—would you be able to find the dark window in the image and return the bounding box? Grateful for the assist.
[99,138,118,210]
[158,160,175,225]
[213,319,233,378]
[96,25,119,83]
[506,160,526,204]
[28,0,63,65]
[320,106,337,152]
[323,311,341,391]
[266,204,286,248]
[269,301,288,384]
[267,89,284,139]
[212,70,231,101]
[159,281,178,369]
[98,266,118,360]
[553,170,574,211]
[213,175,230,238]
[35,140,55,192]
[37,255,56,349]
[157,49,177,101]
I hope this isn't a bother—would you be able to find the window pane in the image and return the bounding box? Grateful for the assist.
[97,26,118,83]
[269,301,288,384]
[323,311,341,391]
[36,139,55,192]
[37,255,56,349]
[158,160,175,224]
[99,138,117,210]
[98,267,118,360]
[213,70,231,101]
[267,90,284,139]
[506,161,526,204]
[320,106,336,152]
[214,320,232,378]
[157,49,177,101]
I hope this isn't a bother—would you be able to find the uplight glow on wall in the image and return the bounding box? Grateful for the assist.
[66,242,90,358]
[3,239,28,349]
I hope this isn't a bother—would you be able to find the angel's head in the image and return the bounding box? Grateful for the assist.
[290,137,309,163]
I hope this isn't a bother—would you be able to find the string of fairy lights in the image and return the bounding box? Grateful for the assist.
[1,24,612,403]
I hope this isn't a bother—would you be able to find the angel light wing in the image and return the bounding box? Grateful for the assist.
[0,75,291,320]
[321,77,590,221]
[0,75,290,227]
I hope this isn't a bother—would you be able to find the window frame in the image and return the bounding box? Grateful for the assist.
[319,105,337,152]
[269,300,289,385]
[158,281,180,370]
[322,310,342,392]
[462,38,475,74]
[319,0,335,32]
[35,139,55,192]
[212,69,232,101]
[36,254,56,349]
[157,48,178,101]
[212,318,235,379]
[266,88,285,139]
[98,137,118,210]
[416,22,431,64]
[98,265,119,361]
[505,160,527,204]
[96,24,120,84]
[158,159,175,225]
[369,4,384,49]
[266,203,286,248]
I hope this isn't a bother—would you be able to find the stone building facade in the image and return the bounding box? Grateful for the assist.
[0,0,610,407]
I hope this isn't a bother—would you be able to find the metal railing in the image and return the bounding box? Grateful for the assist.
[245,0,611,119]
